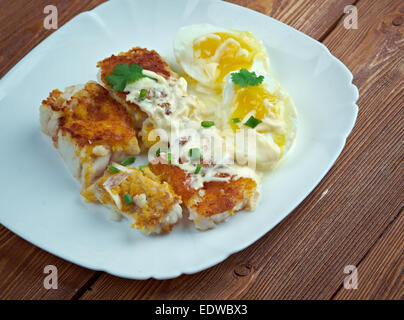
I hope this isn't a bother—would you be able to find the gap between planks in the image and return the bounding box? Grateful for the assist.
[330,206,404,299]
[318,0,361,42]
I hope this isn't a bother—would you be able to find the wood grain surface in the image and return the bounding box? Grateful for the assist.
[0,0,402,300]
[333,210,403,299]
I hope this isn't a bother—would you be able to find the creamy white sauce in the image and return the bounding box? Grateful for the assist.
[124,70,259,189]
[218,71,297,170]
[103,172,129,210]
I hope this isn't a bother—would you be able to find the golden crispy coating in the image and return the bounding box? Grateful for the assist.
[42,89,63,111]
[83,165,182,234]
[190,178,257,217]
[42,82,137,148]
[149,163,257,218]
[97,47,172,81]
[149,163,196,202]
[97,47,175,128]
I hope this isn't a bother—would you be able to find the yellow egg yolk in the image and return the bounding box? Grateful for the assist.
[230,85,286,148]
[193,32,260,84]
[272,133,286,148]
[230,84,276,130]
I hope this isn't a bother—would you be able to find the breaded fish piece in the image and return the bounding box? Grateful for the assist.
[149,163,258,230]
[96,47,174,132]
[82,164,182,234]
[97,47,259,229]
[40,81,140,188]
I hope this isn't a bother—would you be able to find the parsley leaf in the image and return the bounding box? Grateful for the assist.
[105,63,157,92]
[231,68,264,88]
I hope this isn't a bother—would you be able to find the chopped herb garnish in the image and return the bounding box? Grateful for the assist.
[139,89,147,101]
[231,68,264,88]
[232,118,241,123]
[167,152,172,164]
[139,165,149,171]
[189,148,201,161]
[108,165,120,173]
[123,193,133,205]
[105,63,157,92]
[194,163,202,174]
[121,157,135,166]
[156,146,170,156]
[244,115,262,128]
[201,121,214,128]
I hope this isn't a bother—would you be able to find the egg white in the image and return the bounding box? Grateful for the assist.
[174,24,297,171]
[220,72,297,170]
[174,24,271,90]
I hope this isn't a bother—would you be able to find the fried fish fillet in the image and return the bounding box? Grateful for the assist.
[97,47,175,134]
[82,164,182,234]
[40,81,140,188]
[97,47,259,230]
[149,163,258,230]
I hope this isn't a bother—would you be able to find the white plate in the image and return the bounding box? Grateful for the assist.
[0,0,358,279]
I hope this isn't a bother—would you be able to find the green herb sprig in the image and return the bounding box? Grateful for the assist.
[244,115,262,128]
[108,165,120,173]
[231,68,264,88]
[123,193,133,205]
[106,63,157,92]
[121,157,135,166]
[194,163,202,174]
[201,121,214,128]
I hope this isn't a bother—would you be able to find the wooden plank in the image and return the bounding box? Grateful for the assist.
[226,0,356,40]
[0,0,105,300]
[81,0,404,299]
[0,0,354,299]
[0,0,356,79]
[0,0,106,78]
[333,211,403,300]
[0,226,100,299]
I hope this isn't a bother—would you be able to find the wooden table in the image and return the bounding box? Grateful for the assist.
[0,0,402,300]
